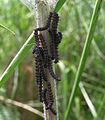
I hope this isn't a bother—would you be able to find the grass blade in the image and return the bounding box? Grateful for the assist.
[64,0,103,119]
[54,0,67,12]
[94,95,105,120]
[0,32,34,87]
[0,24,15,35]
[79,82,97,118]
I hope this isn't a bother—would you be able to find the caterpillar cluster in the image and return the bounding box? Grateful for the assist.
[32,12,62,115]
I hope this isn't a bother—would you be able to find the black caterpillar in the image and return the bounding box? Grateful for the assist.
[49,30,56,60]
[34,47,43,102]
[48,57,60,81]
[50,12,59,32]
[47,82,54,108]
[48,12,62,63]
[54,32,62,63]
[49,12,59,61]
[42,86,56,115]
[42,89,49,110]
[33,11,62,115]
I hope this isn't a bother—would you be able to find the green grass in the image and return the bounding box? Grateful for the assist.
[54,0,67,12]
[0,32,34,87]
[65,0,103,119]
[0,0,105,120]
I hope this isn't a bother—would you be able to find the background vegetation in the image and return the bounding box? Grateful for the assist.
[0,0,105,120]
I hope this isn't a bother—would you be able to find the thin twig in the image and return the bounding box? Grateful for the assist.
[0,96,44,118]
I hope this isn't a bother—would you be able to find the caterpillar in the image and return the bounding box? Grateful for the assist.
[48,57,60,81]
[32,30,39,54]
[33,47,43,102]
[42,89,49,110]
[54,32,62,63]
[33,33,45,100]
[56,32,62,45]
[48,12,61,63]
[38,79,43,102]
[50,12,59,32]
[47,82,54,108]
[42,84,56,115]
[35,68,43,102]
[48,30,56,60]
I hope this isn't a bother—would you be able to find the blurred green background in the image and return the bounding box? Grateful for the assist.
[0,0,105,120]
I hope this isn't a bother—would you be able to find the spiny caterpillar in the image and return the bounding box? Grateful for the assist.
[48,12,62,63]
[33,48,43,102]
[32,12,62,115]
[48,57,60,81]
[47,82,54,108]
[54,32,62,63]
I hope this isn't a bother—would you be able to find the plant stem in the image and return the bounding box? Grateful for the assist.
[34,0,48,119]
[0,24,15,35]
[0,96,44,118]
[64,0,103,119]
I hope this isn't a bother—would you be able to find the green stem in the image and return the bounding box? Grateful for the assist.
[0,24,15,35]
[54,0,67,12]
[64,0,103,119]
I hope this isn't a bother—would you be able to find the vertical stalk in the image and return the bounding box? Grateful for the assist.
[34,1,57,120]
[34,1,48,119]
